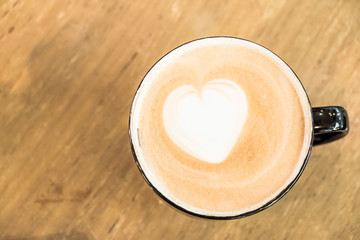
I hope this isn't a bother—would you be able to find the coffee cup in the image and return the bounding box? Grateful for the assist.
[129,37,349,219]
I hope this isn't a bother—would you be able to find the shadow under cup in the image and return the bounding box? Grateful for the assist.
[129,37,349,220]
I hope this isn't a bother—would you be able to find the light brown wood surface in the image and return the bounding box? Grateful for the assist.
[0,0,359,239]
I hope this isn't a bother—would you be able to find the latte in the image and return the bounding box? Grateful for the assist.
[130,37,312,217]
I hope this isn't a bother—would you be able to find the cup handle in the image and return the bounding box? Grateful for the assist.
[312,106,349,146]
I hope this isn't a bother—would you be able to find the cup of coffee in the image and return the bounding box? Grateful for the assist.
[129,37,349,219]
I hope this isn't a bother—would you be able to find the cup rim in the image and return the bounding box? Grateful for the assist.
[128,36,314,220]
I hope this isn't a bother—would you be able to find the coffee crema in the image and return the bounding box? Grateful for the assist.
[130,37,312,217]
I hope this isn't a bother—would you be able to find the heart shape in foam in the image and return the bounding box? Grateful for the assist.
[163,79,248,164]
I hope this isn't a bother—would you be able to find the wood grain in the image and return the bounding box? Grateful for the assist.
[0,0,359,239]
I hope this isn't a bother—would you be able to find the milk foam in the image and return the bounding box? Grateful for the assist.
[163,79,248,164]
[130,37,313,217]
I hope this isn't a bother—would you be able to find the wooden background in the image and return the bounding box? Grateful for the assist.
[0,0,359,239]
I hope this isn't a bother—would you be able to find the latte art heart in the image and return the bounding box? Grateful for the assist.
[163,79,248,163]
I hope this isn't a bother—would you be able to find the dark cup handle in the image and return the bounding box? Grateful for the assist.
[312,106,349,146]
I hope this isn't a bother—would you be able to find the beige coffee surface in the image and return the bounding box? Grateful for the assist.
[0,0,359,239]
[133,40,312,214]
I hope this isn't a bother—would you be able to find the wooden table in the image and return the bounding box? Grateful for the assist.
[0,0,359,239]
